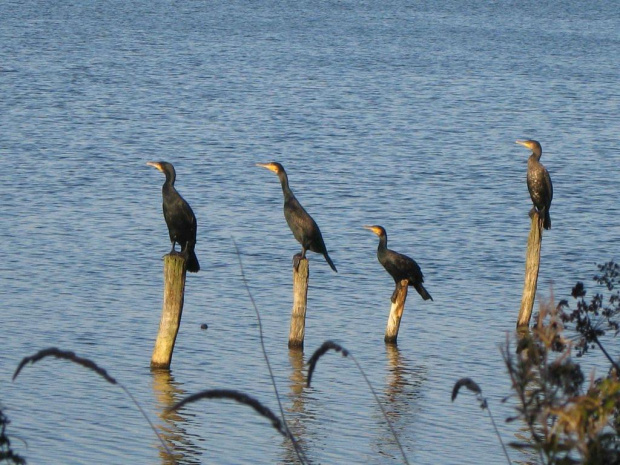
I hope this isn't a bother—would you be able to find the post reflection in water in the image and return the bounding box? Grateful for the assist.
[281,349,311,464]
[151,369,202,465]
[377,345,427,458]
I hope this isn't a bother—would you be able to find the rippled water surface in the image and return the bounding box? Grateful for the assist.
[1,0,619,463]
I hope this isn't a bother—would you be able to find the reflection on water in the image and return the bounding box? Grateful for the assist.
[151,369,202,465]
[385,345,427,409]
[377,345,427,458]
[283,349,310,464]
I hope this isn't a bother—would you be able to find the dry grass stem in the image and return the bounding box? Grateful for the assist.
[451,377,511,464]
[307,341,410,465]
[451,377,482,401]
[233,238,308,464]
[306,341,349,387]
[166,389,288,438]
[13,347,117,385]
[12,347,175,462]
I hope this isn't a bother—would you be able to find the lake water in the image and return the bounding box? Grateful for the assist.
[1,0,619,463]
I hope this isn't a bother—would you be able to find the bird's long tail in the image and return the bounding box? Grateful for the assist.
[544,209,551,230]
[324,252,338,273]
[184,244,200,273]
[413,282,433,301]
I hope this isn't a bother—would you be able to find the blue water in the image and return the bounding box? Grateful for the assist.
[1,0,619,463]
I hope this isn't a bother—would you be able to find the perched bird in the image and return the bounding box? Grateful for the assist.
[516,140,553,230]
[147,161,200,272]
[364,225,432,303]
[256,162,337,272]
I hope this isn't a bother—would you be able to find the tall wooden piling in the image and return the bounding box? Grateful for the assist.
[385,279,409,344]
[151,254,187,369]
[289,258,309,349]
[517,213,544,328]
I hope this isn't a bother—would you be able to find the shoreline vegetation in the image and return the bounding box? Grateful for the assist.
[453,261,620,465]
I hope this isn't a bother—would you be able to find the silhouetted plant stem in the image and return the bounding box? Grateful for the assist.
[594,336,620,373]
[233,239,308,465]
[166,389,290,438]
[504,345,546,465]
[307,341,410,465]
[452,377,511,465]
[0,405,26,465]
[12,348,175,462]
[484,403,510,464]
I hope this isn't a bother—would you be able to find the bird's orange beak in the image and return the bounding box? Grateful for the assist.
[146,161,164,172]
[363,225,382,236]
[515,140,534,150]
[256,162,279,173]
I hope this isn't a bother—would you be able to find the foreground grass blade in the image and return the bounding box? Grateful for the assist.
[233,238,308,464]
[307,341,410,465]
[13,348,175,462]
[167,389,288,437]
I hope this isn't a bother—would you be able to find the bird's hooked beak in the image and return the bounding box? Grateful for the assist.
[363,225,382,236]
[515,140,534,150]
[256,162,279,173]
[146,161,164,172]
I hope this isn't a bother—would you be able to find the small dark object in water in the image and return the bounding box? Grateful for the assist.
[200,323,208,330]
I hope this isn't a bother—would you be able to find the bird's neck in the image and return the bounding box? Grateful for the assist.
[164,170,176,188]
[529,150,542,162]
[377,234,388,253]
[278,171,295,202]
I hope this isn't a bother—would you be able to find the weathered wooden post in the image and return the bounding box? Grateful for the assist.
[151,254,187,369]
[385,279,409,344]
[289,258,309,349]
[517,213,544,328]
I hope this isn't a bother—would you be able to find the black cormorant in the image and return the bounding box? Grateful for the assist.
[516,140,553,230]
[364,225,432,303]
[147,161,200,272]
[257,162,337,272]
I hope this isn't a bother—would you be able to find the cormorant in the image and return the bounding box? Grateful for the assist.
[256,162,337,272]
[147,161,200,272]
[516,140,553,230]
[364,225,432,303]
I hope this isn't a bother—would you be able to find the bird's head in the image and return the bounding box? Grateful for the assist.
[147,161,173,173]
[516,140,542,154]
[256,162,285,174]
[363,225,387,237]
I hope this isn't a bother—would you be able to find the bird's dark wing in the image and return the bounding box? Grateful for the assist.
[284,196,323,251]
[163,192,197,244]
[543,168,553,206]
[380,249,424,283]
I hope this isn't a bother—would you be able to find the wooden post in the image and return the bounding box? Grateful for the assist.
[151,254,187,369]
[517,213,544,328]
[289,258,309,349]
[385,279,409,344]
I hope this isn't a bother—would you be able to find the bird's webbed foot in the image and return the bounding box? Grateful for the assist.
[529,207,545,223]
[390,284,400,304]
[170,241,178,254]
[293,253,303,271]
